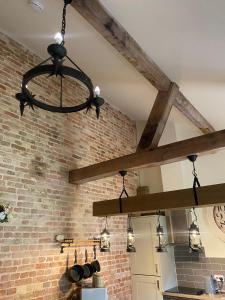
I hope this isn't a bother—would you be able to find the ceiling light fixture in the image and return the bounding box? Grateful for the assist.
[118,170,136,252]
[187,154,200,206]
[156,212,167,252]
[187,155,203,252]
[188,208,203,252]
[127,215,136,253]
[100,216,110,252]
[16,0,104,117]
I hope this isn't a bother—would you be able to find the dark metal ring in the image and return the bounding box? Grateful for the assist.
[21,64,94,113]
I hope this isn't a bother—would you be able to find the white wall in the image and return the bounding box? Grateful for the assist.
[136,122,163,193]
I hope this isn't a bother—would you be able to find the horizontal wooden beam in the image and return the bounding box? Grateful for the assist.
[174,92,215,134]
[69,129,225,184]
[137,82,179,151]
[93,183,225,216]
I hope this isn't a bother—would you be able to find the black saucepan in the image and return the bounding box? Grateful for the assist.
[69,249,84,282]
[82,249,94,279]
[91,245,101,273]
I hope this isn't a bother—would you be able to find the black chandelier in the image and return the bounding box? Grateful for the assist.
[15,0,104,117]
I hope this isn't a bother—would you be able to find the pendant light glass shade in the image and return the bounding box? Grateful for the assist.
[127,215,136,253]
[156,214,167,252]
[189,209,203,252]
[100,217,110,252]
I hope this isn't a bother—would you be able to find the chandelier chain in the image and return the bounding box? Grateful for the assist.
[61,2,67,45]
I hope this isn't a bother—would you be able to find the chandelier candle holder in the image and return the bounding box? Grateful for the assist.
[16,0,104,117]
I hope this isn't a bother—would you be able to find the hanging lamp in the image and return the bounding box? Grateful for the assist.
[187,155,203,252]
[156,212,167,252]
[188,208,203,252]
[187,155,200,206]
[118,170,136,253]
[100,216,110,252]
[16,0,104,117]
[127,215,136,253]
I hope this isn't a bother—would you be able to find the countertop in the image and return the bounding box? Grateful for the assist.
[163,292,225,299]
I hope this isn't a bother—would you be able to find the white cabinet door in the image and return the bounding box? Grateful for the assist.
[131,275,161,300]
[130,217,158,276]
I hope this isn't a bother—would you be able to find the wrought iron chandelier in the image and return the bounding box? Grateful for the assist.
[15,0,104,117]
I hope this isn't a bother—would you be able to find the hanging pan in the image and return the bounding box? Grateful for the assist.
[91,245,101,273]
[82,249,94,279]
[68,249,84,282]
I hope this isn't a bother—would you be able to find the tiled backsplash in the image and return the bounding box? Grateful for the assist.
[175,245,225,290]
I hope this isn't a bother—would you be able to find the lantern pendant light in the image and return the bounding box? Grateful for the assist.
[187,155,203,252]
[127,215,136,253]
[16,0,104,117]
[188,208,203,253]
[100,216,110,252]
[187,154,201,206]
[118,171,136,253]
[156,212,167,252]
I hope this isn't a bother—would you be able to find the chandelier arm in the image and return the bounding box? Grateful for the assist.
[66,55,92,81]
[36,57,52,67]
[60,76,63,107]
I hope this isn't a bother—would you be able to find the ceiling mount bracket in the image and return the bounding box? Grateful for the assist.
[187,154,198,162]
[119,170,127,177]
[64,0,73,5]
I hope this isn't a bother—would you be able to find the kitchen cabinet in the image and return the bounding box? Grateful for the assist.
[130,216,158,276]
[132,275,161,300]
[130,216,177,300]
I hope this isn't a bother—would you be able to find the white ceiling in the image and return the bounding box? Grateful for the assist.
[1,0,225,129]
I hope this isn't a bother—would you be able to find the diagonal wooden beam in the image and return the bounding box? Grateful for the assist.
[69,129,225,184]
[174,92,214,134]
[71,0,171,91]
[71,0,214,134]
[93,183,225,216]
[137,82,179,151]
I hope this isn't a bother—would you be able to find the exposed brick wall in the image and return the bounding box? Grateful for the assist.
[0,31,137,300]
[175,246,225,290]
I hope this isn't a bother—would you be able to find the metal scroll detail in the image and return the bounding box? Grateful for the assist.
[213,206,225,234]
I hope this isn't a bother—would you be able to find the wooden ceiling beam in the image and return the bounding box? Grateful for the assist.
[137,82,179,151]
[71,0,214,135]
[69,129,225,184]
[174,92,215,134]
[71,0,171,91]
[93,183,225,216]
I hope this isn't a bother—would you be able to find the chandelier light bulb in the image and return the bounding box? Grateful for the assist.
[94,86,101,97]
[54,32,63,45]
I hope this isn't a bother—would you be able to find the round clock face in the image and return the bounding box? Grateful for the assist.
[213,206,225,234]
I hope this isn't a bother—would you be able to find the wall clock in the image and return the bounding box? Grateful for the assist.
[213,206,225,234]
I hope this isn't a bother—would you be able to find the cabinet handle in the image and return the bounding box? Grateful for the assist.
[155,264,158,274]
[157,280,160,291]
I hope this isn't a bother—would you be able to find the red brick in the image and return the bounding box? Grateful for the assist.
[0,31,137,300]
